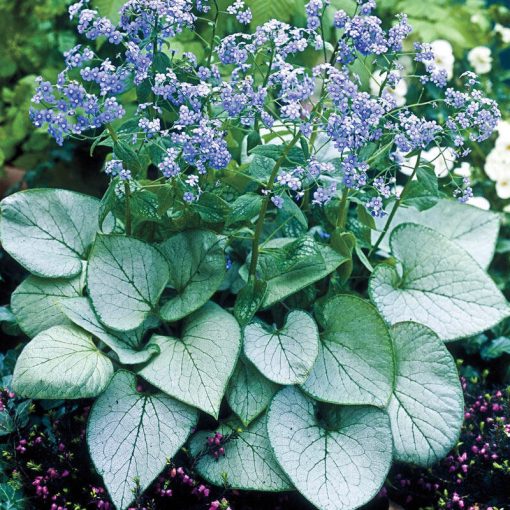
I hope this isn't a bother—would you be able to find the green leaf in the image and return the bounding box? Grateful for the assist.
[356,203,376,230]
[369,224,510,341]
[138,302,241,418]
[302,295,394,407]
[246,0,297,25]
[244,311,319,385]
[189,415,292,491]
[12,325,113,399]
[480,337,510,360]
[130,189,160,220]
[0,410,15,436]
[92,0,125,23]
[398,163,440,212]
[249,145,306,168]
[0,483,26,509]
[0,189,100,278]
[0,306,16,324]
[401,179,439,211]
[373,199,500,269]
[227,193,263,226]
[226,358,279,426]
[11,275,83,337]
[61,297,159,365]
[192,192,231,224]
[416,164,439,195]
[234,279,268,326]
[87,235,169,331]
[387,322,464,467]
[267,387,393,510]
[244,154,275,183]
[113,141,145,175]
[87,370,197,510]
[158,230,226,322]
[266,194,308,238]
[241,237,348,308]
[98,178,120,230]
[331,230,355,282]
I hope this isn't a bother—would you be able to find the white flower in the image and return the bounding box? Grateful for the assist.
[495,23,510,44]
[468,46,492,75]
[494,120,510,150]
[485,123,510,199]
[484,147,508,181]
[454,162,472,178]
[485,123,510,168]
[369,70,407,107]
[398,55,413,74]
[400,146,456,178]
[431,39,455,80]
[466,196,491,210]
[496,179,510,199]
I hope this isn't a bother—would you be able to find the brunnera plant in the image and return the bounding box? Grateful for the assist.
[0,0,509,509]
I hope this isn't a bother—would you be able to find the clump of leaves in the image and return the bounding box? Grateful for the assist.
[1,0,508,510]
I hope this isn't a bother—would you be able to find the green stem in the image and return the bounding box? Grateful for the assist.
[308,40,341,152]
[369,151,421,256]
[207,0,219,66]
[106,124,118,143]
[124,181,132,236]
[107,124,132,236]
[248,132,301,281]
[336,187,350,228]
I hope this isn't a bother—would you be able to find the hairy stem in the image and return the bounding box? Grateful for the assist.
[123,181,132,236]
[336,187,350,228]
[369,151,421,256]
[107,124,132,236]
[248,132,301,281]
[207,0,219,66]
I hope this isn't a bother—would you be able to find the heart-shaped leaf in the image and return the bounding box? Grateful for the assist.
[234,278,267,326]
[369,224,510,341]
[61,297,159,365]
[373,199,500,269]
[226,358,279,426]
[387,322,464,467]
[267,387,392,510]
[138,302,241,418]
[12,325,113,399]
[158,230,226,322]
[240,237,348,308]
[11,274,83,337]
[244,310,319,385]
[227,193,264,226]
[87,234,169,331]
[301,295,394,407]
[0,189,101,278]
[88,370,197,510]
[189,415,292,491]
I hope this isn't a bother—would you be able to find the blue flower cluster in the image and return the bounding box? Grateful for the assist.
[29,0,500,210]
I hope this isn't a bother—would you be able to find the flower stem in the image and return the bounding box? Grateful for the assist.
[106,124,118,143]
[207,0,219,66]
[248,132,301,281]
[336,187,350,228]
[123,181,132,236]
[106,124,132,236]
[369,151,421,256]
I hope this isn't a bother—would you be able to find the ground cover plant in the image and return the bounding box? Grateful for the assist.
[0,0,509,509]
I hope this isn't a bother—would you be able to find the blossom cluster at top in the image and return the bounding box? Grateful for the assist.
[29,0,501,215]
